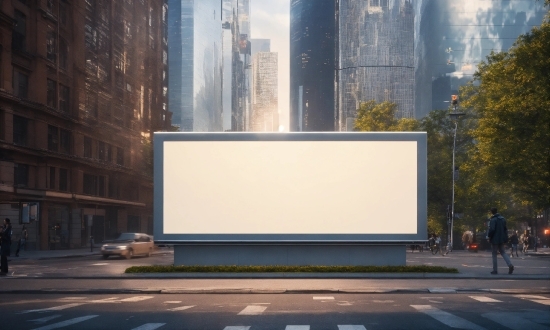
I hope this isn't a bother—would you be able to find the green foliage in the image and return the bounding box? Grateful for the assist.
[461,17,550,211]
[354,100,416,131]
[125,265,458,274]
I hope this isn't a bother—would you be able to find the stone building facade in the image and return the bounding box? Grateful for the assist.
[0,0,169,250]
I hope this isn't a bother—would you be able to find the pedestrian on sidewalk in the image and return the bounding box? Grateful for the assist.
[1,218,13,275]
[509,230,519,258]
[488,208,514,275]
[15,225,28,257]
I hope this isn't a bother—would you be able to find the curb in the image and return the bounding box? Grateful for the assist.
[1,288,550,295]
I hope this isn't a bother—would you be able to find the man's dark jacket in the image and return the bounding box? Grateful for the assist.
[0,225,12,256]
[488,213,508,245]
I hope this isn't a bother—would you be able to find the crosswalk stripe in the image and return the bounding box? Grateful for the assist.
[19,303,84,314]
[338,326,367,330]
[514,295,550,300]
[131,323,166,330]
[223,327,250,330]
[411,305,486,330]
[313,296,334,300]
[30,315,98,330]
[285,326,310,330]
[238,305,267,315]
[119,296,155,302]
[469,296,502,303]
[482,312,550,330]
[89,297,120,303]
[28,315,63,324]
[163,301,182,304]
[531,300,550,306]
[168,305,195,311]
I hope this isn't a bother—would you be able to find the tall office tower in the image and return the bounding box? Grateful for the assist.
[250,39,271,128]
[168,0,223,131]
[337,0,415,131]
[0,0,168,250]
[415,0,546,113]
[251,52,279,132]
[290,0,336,132]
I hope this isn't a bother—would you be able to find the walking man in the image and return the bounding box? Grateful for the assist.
[15,225,28,257]
[488,208,514,274]
[509,230,519,258]
[1,218,13,275]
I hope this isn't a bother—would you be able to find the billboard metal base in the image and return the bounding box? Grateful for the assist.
[174,244,406,266]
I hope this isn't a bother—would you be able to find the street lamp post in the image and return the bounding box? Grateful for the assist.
[448,96,465,251]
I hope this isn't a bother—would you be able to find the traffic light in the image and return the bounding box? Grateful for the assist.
[451,95,458,105]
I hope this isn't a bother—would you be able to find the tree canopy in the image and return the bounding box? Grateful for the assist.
[461,13,550,211]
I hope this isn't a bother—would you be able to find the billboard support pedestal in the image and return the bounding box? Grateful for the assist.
[174,244,406,266]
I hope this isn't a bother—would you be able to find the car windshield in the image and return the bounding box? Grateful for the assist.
[115,233,136,241]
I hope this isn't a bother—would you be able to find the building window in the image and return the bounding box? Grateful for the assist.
[12,11,26,51]
[59,84,70,113]
[48,126,59,151]
[85,92,98,118]
[116,147,124,166]
[47,79,57,108]
[59,129,71,154]
[47,31,57,62]
[59,168,68,191]
[13,70,29,99]
[59,38,68,70]
[84,136,92,158]
[108,177,118,198]
[59,1,68,25]
[14,163,29,187]
[49,167,56,189]
[83,173,97,195]
[98,141,106,161]
[98,176,105,197]
[13,115,28,146]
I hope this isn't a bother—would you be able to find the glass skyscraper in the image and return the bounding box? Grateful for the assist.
[168,0,223,131]
[251,52,279,132]
[415,0,546,115]
[290,0,336,132]
[337,0,415,131]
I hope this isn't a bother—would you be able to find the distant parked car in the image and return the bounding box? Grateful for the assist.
[467,242,479,253]
[101,233,154,259]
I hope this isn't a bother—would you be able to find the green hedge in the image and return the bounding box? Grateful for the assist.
[125,265,458,274]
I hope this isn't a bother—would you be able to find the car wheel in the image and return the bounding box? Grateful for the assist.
[147,247,152,257]
[125,249,133,259]
[102,255,109,259]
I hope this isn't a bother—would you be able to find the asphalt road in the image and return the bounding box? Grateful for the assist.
[1,293,549,330]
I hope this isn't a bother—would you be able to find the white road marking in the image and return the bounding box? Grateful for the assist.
[238,305,267,315]
[531,300,550,306]
[130,323,166,330]
[168,305,195,311]
[89,297,120,303]
[119,296,155,302]
[411,305,486,330]
[30,315,98,330]
[338,326,367,330]
[469,296,502,303]
[313,296,334,300]
[483,311,550,330]
[19,303,85,314]
[514,295,550,300]
[163,301,182,304]
[27,315,62,324]
[373,300,394,303]
[59,297,86,300]
[223,327,250,330]
[285,326,310,330]
[91,263,109,266]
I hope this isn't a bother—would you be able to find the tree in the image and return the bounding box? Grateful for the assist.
[354,100,415,131]
[461,13,550,211]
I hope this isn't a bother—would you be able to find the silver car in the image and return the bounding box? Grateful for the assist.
[101,233,154,259]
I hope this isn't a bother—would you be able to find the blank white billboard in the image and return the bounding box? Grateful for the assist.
[155,133,426,242]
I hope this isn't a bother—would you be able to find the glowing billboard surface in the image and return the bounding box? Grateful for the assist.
[154,133,426,243]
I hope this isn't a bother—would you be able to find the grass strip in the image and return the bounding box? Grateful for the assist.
[125,265,458,274]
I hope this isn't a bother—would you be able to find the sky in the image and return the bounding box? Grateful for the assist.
[250,0,290,131]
